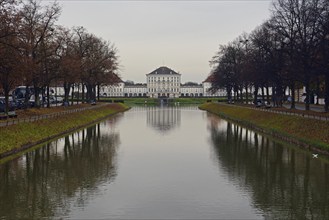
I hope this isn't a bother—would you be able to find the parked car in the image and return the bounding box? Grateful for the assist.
[254,99,265,107]
[254,99,271,108]
[0,99,5,113]
[12,86,34,100]
[15,98,29,109]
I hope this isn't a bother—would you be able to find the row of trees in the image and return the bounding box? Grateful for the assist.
[0,0,120,112]
[210,0,329,111]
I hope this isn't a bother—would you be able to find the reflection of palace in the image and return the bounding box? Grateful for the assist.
[146,106,181,133]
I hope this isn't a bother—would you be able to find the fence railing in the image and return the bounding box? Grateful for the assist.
[0,104,110,127]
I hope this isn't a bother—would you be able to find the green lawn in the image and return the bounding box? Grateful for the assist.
[0,103,129,157]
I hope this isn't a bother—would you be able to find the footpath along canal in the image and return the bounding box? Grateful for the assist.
[0,105,328,219]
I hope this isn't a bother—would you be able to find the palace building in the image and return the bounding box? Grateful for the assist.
[99,66,226,98]
[147,66,181,98]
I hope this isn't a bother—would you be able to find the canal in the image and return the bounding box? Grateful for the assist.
[0,105,329,219]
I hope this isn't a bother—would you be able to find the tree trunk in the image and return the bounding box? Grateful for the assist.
[4,88,10,114]
[316,79,320,105]
[34,86,41,108]
[272,87,276,107]
[227,86,232,102]
[24,85,30,109]
[254,85,259,104]
[82,84,85,103]
[325,73,329,112]
[71,85,75,106]
[63,82,71,106]
[234,88,237,101]
[245,84,248,104]
[93,85,97,101]
[77,84,80,105]
[46,86,50,108]
[266,85,270,103]
[305,77,310,111]
[97,84,100,101]
[290,82,295,109]
[86,84,94,103]
[261,87,265,101]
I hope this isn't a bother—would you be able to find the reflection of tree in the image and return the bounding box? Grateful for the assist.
[207,114,329,219]
[0,122,120,219]
[146,106,181,134]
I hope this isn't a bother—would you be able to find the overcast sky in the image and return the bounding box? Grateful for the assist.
[55,0,272,83]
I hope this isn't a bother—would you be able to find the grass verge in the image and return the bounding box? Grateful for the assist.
[199,102,329,154]
[0,103,129,158]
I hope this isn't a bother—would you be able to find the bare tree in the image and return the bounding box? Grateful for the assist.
[18,0,61,108]
[271,0,326,110]
[73,27,119,103]
[55,27,80,105]
[316,0,329,111]
[0,0,21,113]
[210,41,245,102]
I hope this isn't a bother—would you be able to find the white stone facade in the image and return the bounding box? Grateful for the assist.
[100,82,125,97]
[124,84,148,97]
[146,66,181,98]
[99,66,227,98]
[180,85,203,97]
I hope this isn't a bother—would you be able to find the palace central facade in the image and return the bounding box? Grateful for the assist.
[100,66,226,98]
[147,66,181,98]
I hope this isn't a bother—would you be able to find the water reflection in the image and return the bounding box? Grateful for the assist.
[146,106,181,134]
[207,112,329,220]
[0,116,121,219]
[2,106,329,219]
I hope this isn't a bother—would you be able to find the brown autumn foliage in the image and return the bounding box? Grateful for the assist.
[0,0,120,113]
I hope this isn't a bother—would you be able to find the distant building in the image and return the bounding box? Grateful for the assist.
[146,66,181,98]
[180,82,203,97]
[99,66,227,98]
[202,74,227,97]
[124,83,147,97]
[10,66,228,99]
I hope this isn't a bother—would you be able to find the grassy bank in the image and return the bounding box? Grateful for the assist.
[0,103,129,158]
[199,102,329,153]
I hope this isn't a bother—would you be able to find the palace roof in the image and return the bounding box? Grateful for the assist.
[203,74,216,83]
[147,66,180,75]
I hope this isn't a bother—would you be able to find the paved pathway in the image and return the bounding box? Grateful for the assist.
[282,103,325,112]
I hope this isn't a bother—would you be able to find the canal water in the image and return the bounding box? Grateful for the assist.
[1,105,329,219]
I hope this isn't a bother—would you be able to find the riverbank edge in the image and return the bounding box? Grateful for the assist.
[0,103,130,160]
[199,103,329,156]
